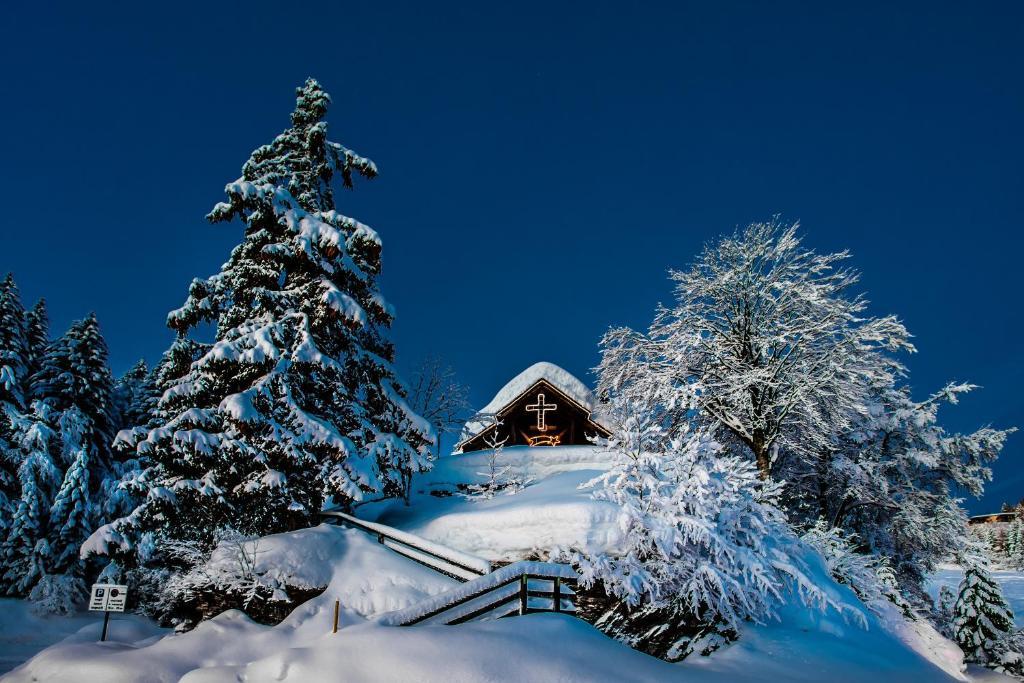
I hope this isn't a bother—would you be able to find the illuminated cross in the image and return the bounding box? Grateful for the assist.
[526,393,558,431]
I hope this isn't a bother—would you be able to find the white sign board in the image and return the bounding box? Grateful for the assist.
[89,584,128,612]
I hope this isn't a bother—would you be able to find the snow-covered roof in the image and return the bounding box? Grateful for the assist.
[459,362,601,443]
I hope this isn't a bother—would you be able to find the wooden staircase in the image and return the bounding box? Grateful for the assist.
[321,509,580,626]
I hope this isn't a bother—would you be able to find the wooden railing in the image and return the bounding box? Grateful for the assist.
[375,561,579,627]
[321,509,491,582]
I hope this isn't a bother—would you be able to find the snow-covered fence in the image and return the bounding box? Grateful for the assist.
[321,509,492,581]
[376,560,579,626]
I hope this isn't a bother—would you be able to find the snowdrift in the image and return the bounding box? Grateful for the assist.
[5,446,1007,683]
[360,445,625,561]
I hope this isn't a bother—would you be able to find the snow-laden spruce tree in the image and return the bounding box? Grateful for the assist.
[87,79,432,574]
[1007,518,1024,569]
[0,274,30,546]
[560,385,853,661]
[1,402,62,594]
[954,561,1015,669]
[0,273,29,413]
[24,298,49,390]
[31,313,116,472]
[112,360,158,433]
[0,314,119,608]
[28,406,94,613]
[47,407,94,572]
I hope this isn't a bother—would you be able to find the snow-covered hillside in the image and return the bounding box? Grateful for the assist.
[360,445,624,560]
[3,538,999,683]
[5,445,1016,683]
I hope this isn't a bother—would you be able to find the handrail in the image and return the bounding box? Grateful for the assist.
[321,509,492,580]
[376,560,578,627]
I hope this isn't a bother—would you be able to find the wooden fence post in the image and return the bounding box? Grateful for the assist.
[553,577,561,613]
[519,575,528,616]
[333,599,340,633]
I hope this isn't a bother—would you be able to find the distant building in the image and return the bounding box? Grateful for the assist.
[968,512,1017,525]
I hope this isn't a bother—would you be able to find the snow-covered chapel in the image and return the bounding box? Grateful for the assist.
[456,362,611,453]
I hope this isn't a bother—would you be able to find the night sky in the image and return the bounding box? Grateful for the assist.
[1,2,1020,512]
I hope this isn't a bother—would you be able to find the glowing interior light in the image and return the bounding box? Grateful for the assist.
[525,393,558,431]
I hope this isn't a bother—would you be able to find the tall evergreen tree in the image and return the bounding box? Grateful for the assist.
[32,314,116,469]
[0,273,29,412]
[24,298,49,390]
[48,434,93,573]
[1,403,61,594]
[112,359,158,432]
[89,79,432,572]
[0,274,29,544]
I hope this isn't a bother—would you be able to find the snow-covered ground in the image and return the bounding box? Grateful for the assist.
[4,446,1020,682]
[0,599,165,676]
[4,560,1004,682]
[359,445,625,560]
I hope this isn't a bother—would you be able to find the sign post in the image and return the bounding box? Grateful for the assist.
[89,584,128,642]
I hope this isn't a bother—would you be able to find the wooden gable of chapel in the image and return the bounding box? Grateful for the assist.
[458,379,611,453]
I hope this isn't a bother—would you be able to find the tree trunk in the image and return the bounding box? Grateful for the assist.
[752,430,771,480]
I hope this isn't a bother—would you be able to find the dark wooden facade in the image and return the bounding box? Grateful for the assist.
[459,379,611,453]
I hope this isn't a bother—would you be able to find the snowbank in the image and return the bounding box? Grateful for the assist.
[8,446,1011,683]
[361,446,624,561]
[0,599,165,675]
[3,524,457,682]
[6,588,984,683]
[181,615,679,683]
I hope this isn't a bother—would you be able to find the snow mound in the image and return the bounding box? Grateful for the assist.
[459,361,601,442]
[2,524,458,683]
[361,446,625,561]
[182,614,680,683]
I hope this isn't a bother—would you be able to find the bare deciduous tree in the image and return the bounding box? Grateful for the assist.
[407,356,470,458]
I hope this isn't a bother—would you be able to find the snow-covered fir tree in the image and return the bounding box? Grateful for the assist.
[28,407,95,613]
[0,313,119,608]
[86,79,433,584]
[47,407,94,572]
[24,298,49,390]
[0,274,29,545]
[111,359,158,432]
[31,313,116,470]
[1007,518,1024,569]
[559,383,848,661]
[0,273,29,413]
[953,562,1015,668]
[1,402,62,594]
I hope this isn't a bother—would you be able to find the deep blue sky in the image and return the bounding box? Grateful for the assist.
[1,2,1020,512]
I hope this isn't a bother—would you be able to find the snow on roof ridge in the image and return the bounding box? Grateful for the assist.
[460,361,598,442]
